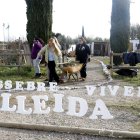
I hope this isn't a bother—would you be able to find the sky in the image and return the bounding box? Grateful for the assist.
[0,0,140,41]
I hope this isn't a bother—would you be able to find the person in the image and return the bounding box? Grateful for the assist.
[75,37,90,81]
[53,36,61,49]
[37,38,62,83]
[43,37,61,82]
[53,36,66,62]
[31,37,44,78]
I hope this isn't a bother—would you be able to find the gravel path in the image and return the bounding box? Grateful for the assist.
[0,57,140,139]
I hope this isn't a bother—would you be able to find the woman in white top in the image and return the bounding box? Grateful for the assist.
[37,38,62,83]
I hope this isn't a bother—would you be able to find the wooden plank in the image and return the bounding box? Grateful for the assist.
[23,44,32,66]
[57,62,70,65]
[0,65,30,67]
[112,66,140,69]
[0,53,31,56]
[113,53,123,56]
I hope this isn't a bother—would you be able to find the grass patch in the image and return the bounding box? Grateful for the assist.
[112,72,140,86]
[101,57,110,65]
[0,66,32,76]
[93,56,110,65]
[124,76,140,85]
[0,66,48,82]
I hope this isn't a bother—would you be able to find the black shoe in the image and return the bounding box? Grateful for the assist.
[38,73,41,77]
[35,73,41,78]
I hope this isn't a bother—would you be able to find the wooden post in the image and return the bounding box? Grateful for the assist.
[18,38,21,74]
[23,43,32,66]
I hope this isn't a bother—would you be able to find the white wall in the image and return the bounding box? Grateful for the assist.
[130,39,140,51]
[68,45,76,53]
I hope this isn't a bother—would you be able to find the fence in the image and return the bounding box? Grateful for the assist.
[0,41,32,73]
[110,51,140,75]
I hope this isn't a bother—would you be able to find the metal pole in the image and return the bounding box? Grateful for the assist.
[6,24,10,42]
[2,23,5,49]
[8,24,9,42]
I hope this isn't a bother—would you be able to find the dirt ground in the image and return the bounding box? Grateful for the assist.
[0,56,140,140]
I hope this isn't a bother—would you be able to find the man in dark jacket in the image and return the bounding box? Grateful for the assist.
[75,37,90,81]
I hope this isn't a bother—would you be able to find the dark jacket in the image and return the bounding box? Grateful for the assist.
[31,41,43,59]
[75,43,90,63]
[123,52,140,66]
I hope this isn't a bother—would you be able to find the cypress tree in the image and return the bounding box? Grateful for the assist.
[110,0,130,65]
[25,0,53,46]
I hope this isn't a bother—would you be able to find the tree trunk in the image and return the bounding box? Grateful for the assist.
[25,0,53,46]
[110,0,130,65]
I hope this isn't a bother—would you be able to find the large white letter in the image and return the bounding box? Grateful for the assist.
[66,96,88,117]
[86,85,96,96]
[27,81,35,91]
[0,81,3,89]
[5,80,12,90]
[37,82,46,91]
[124,86,134,97]
[49,82,58,92]
[107,85,119,96]
[32,95,50,114]
[89,99,113,119]
[100,86,106,96]
[16,96,32,114]
[15,81,24,90]
[53,94,64,112]
[0,93,16,111]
